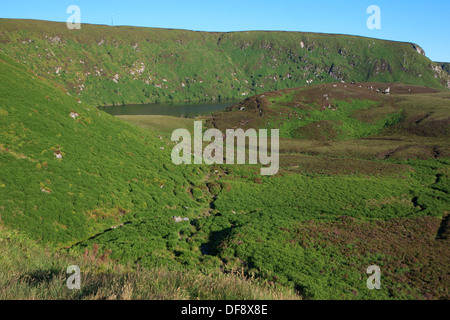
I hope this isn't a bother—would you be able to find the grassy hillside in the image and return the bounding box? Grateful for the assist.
[0,19,448,106]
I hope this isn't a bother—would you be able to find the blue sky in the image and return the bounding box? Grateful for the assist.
[1,0,449,62]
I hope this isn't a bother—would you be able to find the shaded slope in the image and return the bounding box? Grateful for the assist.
[209,82,449,143]
[0,224,299,300]
[437,62,450,74]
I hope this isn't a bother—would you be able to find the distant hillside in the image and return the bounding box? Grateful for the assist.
[209,82,449,142]
[0,52,209,248]
[0,19,448,106]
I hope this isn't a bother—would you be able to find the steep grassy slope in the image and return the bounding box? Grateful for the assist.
[0,19,448,106]
[0,52,210,248]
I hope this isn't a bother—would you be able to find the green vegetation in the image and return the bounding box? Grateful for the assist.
[73,159,448,299]
[209,82,448,143]
[200,82,449,299]
[69,83,449,300]
[0,19,448,107]
[0,51,209,247]
[1,19,449,300]
[0,225,299,300]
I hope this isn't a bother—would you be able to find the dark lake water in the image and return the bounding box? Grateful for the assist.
[98,101,236,117]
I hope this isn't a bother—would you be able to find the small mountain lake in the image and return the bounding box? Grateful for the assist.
[98,101,237,117]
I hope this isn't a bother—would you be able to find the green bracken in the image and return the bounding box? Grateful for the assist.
[0,19,449,300]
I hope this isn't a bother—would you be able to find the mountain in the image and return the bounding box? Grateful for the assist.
[0,19,448,106]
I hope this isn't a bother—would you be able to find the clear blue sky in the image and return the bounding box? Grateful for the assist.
[1,0,449,62]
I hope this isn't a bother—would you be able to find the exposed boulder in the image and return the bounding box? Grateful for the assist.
[69,111,79,119]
